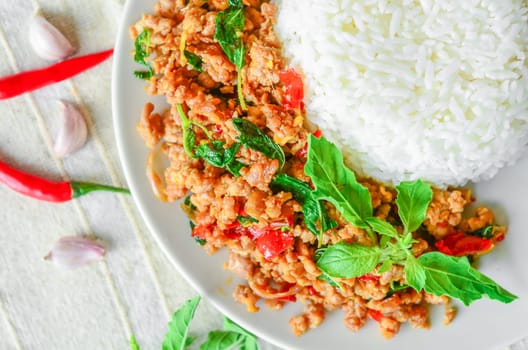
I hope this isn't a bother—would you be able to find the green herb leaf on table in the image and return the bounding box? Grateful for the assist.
[316,241,381,278]
[133,28,154,80]
[130,335,141,350]
[214,0,247,109]
[162,296,201,350]
[305,135,372,231]
[412,252,518,306]
[233,118,285,169]
[223,318,259,350]
[184,50,203,72]
[395,180,433,234]
[199,331,244,350]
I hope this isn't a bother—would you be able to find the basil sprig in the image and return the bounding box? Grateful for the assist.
[214,0,247,110]
[271,173,336,244]
[133,28,154,80]
[233,118,285,169]
[176,104,244,176]
[162,296,200,350]
[308,135,517,305]
[130,296,258,350]
[305,135,376,243]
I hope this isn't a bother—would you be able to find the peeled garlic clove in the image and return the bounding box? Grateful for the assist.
[29,13,76,61]
[44,235,105,269]
[53,101,88,158]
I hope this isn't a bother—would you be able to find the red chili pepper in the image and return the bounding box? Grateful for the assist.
[367,309,384,323]
[279,68,304,111]
[0,158,129,202]
[214,124,223,135]
[435,232,493,256]
[277,295,297,302]
[192,224,213,240]
[254,228,294,260]
[312,129,323,139]
[0,49,113,100]
[358,273,381,282]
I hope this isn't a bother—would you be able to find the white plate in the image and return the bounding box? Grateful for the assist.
[112,1,528,349]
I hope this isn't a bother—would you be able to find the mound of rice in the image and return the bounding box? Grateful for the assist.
[274,0,528,187]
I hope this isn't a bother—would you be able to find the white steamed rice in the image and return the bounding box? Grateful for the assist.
[273,0,528,187]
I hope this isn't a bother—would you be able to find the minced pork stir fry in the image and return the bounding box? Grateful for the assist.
[131,0,516,339]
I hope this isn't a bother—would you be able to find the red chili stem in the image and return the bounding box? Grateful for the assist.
[0,49,113,100]
[0,158,129,202]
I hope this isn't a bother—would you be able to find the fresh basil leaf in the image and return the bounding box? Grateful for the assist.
[130,335,141,350]
[471,225,494,239]
[222,317,258,350]
[184,195,197,211]
[365,217,398,238]
[214,7,244,68]
[317,272,342,289]
[214,2,247,109]
[240,337,259,350]
[415,252,517,306]
[271,174,337,239]
[195,141,225,167]
[404,255,426,291]
[388,281,410,295]
[233,118,285,169]
[395,180,433,234]
[162,296,201,350]
[133,28,154,80]
[379,234,391,248]
[238,216,258,225]
[316,241,380,278]
[185,336,196,348]
[228,0,243,7]
[377,259,393,274]
[176,104,196,158]
[305,135,372,229]
[223,318,255,338]
[184,50,203,72]
[194,141,244,176]
[199,331,244,350]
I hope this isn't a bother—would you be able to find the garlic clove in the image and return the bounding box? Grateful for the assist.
[29,13,76,61]
[44,235,105,269]
[53,101,88,158]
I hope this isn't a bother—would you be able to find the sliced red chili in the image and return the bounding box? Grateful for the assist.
[312,129,323,139]
[192,224,213,240]
[367,309,384,323]
[279,68,304,111]
[277,295,297,302]
[435,232,493,256]
[358,273,381,282]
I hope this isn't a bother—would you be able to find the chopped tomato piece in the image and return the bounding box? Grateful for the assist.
[312,129,323,138]
[435,232,493,256]
[255,228,294,260]
[279,68,304,111]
